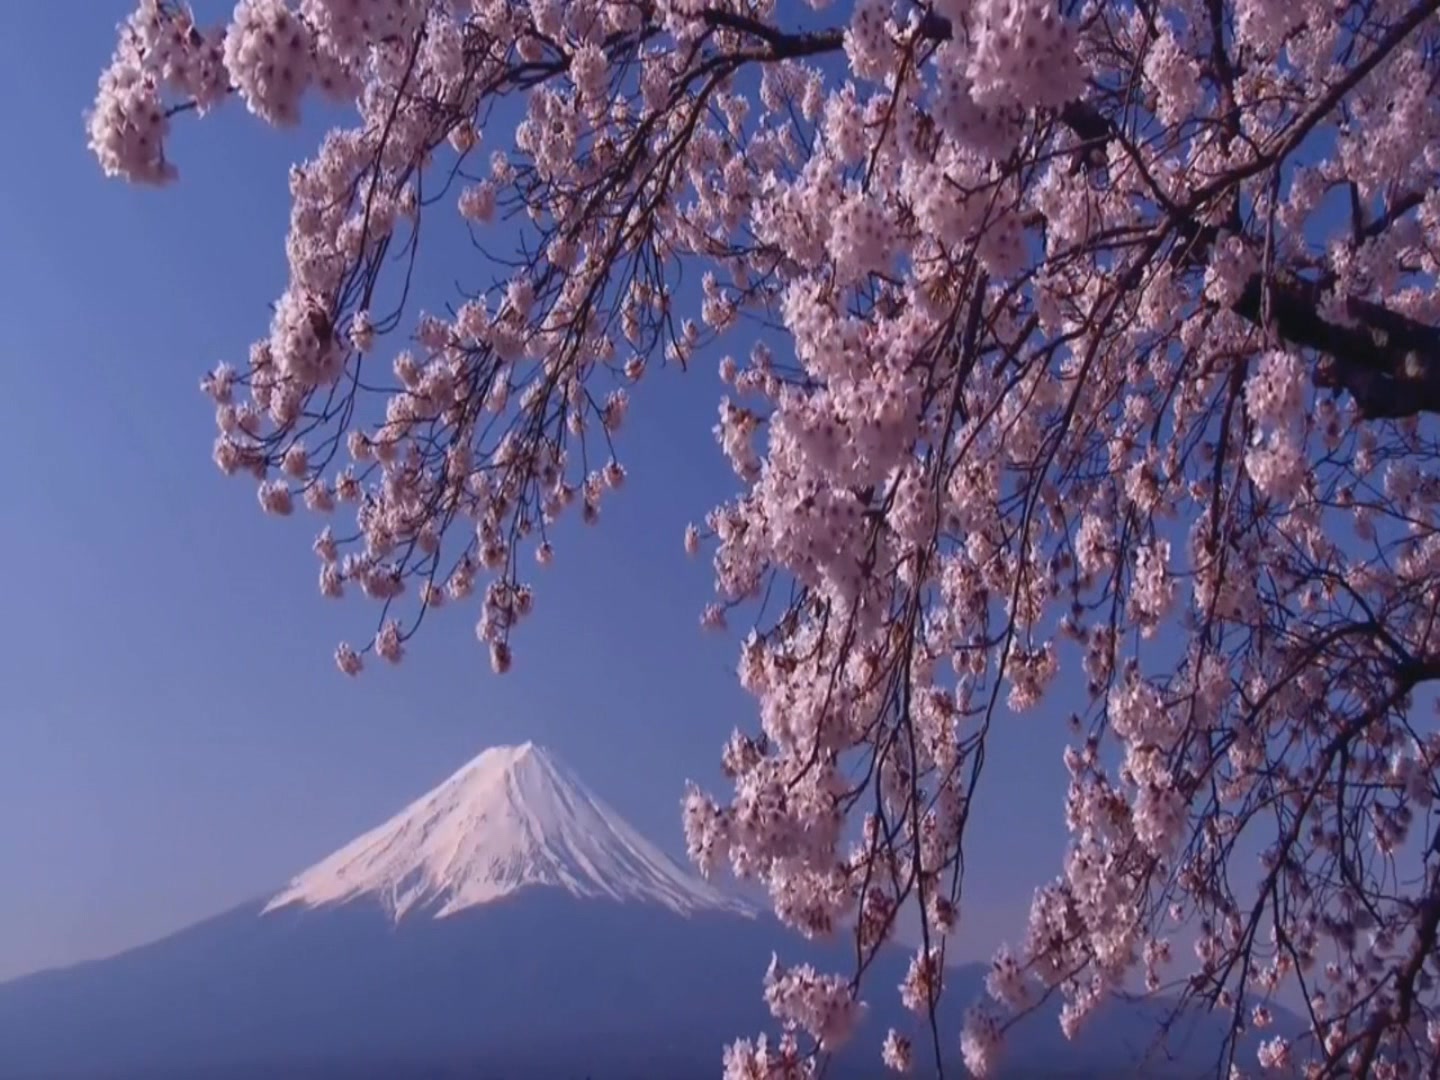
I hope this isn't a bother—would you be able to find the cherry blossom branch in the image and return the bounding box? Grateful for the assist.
[88,0,1440,1076]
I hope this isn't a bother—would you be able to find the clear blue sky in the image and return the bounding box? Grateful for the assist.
[0,2,1072,982]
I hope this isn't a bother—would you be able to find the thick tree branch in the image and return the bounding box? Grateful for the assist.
[922,8,1440,419]
[1231,272,1440,419]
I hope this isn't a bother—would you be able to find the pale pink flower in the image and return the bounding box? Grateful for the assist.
[881,1029,912,1073]
[374,620,404,664]
[281,443,309,478]
[334,642,362,676]
[257,480,294,516]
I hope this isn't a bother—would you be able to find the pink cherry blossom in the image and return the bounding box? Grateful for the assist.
[91,0,1440,1074]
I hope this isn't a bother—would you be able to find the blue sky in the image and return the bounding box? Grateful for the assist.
[0,2,1074,982]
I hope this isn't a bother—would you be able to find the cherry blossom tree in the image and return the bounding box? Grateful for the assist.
[89,0,1440,1075]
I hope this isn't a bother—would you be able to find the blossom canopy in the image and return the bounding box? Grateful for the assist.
[90,0,1440,1075]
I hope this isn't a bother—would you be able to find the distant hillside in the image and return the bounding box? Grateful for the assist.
[0,744,1299,1079]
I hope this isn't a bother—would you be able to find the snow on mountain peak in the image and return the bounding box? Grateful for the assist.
[263,743,753,921]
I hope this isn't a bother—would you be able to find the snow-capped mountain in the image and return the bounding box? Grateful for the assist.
[0,743,809,1079]
[265,742,751,920]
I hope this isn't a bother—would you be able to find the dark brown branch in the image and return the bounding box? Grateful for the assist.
[1351,867,1440,1076]
[697,9,843,59]
[1233,271,1440,420]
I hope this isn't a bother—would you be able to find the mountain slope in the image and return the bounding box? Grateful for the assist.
[0,894,820,1079]
[0,743,1302,1079]
[265,742,749,920]
[0,895,1300,1080]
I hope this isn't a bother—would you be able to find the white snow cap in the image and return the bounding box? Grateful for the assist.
[264,742,753,921]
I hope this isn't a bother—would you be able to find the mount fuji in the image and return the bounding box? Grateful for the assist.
[263,742,752,921]
[0,743,1297,1079]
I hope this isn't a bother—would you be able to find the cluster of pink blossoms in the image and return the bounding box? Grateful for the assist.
[88,0,226,182]
[92,0,1440,1076]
